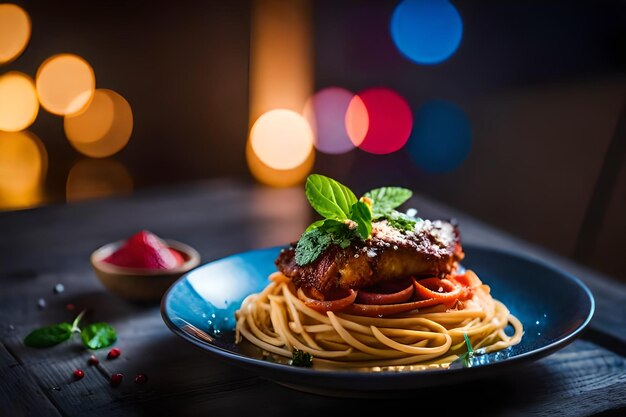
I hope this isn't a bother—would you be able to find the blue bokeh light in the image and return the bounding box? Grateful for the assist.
[390,0,463,65]
[407,100,472,173]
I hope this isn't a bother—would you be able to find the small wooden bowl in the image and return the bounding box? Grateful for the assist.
[90,239,201,302]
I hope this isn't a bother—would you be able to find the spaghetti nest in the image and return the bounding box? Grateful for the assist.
[235,270,523,369]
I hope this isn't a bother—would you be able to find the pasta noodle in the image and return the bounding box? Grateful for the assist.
[235,271,524,370]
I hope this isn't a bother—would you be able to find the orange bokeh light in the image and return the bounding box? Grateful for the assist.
[66,159,133,202]
[65,89,133,158]
[0,130,47,210]
[249,109,313,170]
[0,4,31,64]
[0,71,39,132]
[345,95,369,147]
[249,0,312,124]
[36,54,95,116]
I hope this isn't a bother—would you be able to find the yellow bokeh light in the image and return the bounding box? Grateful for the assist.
[36,54,95,116]
[246,139,314,188]
[249,0,312,124]
[0,130,47,210]
[0,71,39,132]
[249,109,313,170]
[345,95,369,147]
[0,4,31,64]
[66,158,133,203]
[65,89,133,158]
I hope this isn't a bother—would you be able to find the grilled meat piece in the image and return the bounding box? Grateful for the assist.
[275,219,464,296]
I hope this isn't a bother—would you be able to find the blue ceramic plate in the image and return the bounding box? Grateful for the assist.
[161,245,594,397]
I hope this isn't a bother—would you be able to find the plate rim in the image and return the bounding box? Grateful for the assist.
[160,243,595,381]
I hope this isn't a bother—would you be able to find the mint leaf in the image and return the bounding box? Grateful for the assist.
[323,220,358,248]
[295,228,333,266]
[24,323,73,348]
[305,219,325,232]
[295,221,358,265]
[349,201,372,239]
[81,323,117,349]
[305,174,357,221]
[386,211,417,233]
[364,187,412,218]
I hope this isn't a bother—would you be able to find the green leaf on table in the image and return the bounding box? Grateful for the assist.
[81,323,117,349]
[305,174,357,221]
[364,187,412,218]
[71,309,86,333]
[24,323,73,348]
[349,201,372,239]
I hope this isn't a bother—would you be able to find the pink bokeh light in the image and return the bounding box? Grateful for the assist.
[304,87,356,154]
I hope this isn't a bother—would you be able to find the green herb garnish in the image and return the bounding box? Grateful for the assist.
[458,333,475,368]
[385,210,417,232]
[364,187,413,218]
[364,186,419,232]
[23,323,73,348]
[295,175,420,265]
[305,174,357,221]
[295,221,356,266]
[349,201,372,239]
[24,310,117,350]
[80,323,118,349]
[290,348,313,367]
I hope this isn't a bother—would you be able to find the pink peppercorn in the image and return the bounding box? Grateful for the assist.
[107,347,121,359]
[110,373,123,387]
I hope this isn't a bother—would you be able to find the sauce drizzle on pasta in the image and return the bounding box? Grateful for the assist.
[235,270,523,369]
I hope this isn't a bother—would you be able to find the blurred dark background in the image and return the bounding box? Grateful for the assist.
[2,0,625,281]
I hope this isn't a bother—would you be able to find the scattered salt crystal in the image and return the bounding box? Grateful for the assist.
[367,249,377,258]
[406,208,418,217]
[393,245,398,250]
[37,298,46,309]
[354,254,359,258]
[53,283,64,294]
[438,287,443,293]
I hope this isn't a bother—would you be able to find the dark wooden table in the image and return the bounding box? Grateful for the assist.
[1,179,625,416]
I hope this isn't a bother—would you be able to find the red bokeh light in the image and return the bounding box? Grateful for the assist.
[355,88,413,155]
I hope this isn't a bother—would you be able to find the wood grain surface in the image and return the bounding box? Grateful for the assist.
[1,179,624,416]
